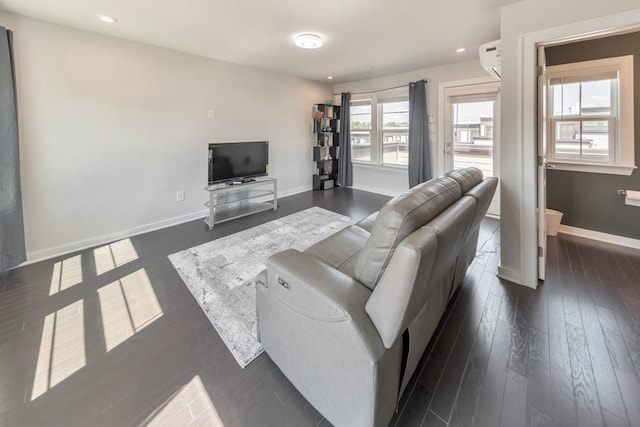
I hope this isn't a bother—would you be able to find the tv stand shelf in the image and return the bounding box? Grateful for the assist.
[203,177,277,229]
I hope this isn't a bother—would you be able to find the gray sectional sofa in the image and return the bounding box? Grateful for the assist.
[256,167,498,427]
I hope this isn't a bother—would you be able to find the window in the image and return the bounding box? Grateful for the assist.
[350,90,409,167]
[546,55,635,175]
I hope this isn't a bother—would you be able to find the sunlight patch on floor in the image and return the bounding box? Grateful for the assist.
[98,268,163,352]
[93,238,139,276]
[147,375,224,427]
[31,300,85,400]
[49,255,83,296]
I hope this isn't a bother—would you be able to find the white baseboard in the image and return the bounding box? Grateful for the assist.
[351,185,398,197]
[21,184,314,267]
[558,225,640,250]
[278,184,312,198]
[24,209,210,266]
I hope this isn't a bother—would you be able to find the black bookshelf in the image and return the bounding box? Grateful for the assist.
[312,103,341,190]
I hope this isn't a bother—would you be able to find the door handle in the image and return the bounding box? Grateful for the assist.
[445,142,453,155]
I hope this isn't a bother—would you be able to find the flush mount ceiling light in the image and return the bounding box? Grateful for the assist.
[295,34,323,49]
[327,76,334,80]
[97,14,118,24]
[456,47,466,53]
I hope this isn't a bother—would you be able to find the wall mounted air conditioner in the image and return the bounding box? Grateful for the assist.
[479,40,501,79]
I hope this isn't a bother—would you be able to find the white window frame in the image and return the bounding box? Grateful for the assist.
[350,89,409,168]
[546,55,635,175]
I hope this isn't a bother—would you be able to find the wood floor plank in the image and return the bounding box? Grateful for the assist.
[395,383,433,427]
[421,410,447,427]
[508,291,532,376]
[499,368,528,427]
[448,293,502,427]
[528,406,554,427]
[526,327,552,418]
[602,331,640,427]
[577,294,628,420]
[428,267,494,422]
[566,322,605,427]
[548,291,579,427]
[474,319,511,427]
[603,410,632,427]
[418,274,479,391]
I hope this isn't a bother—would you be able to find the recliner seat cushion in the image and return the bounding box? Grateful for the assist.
[353,177,462,290]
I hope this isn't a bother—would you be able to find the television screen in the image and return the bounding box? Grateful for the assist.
[208,141,269,184]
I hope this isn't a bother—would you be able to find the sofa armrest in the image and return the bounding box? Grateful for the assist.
[257,249,399,426]
[261,249,382,351]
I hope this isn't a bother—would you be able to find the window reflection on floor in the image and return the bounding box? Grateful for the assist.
[93,238,139,276]
[147,375,224,427]
[31,300,86,400]
[98,268,163,352]
[49,255,83,296]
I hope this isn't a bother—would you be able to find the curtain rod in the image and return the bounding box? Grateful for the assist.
[332,79,428,96]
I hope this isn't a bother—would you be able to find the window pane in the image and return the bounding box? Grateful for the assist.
[581,79,612,116]
[554,120,610,162]
[552,82,580,116]
[382,100,409,129]
[582,120,610,161]
[382,132,408,165]
[451,101,494,176]
[350,101,371,161]
[350,103,371,130]
[554,121,581,160]
[351,131,371,161]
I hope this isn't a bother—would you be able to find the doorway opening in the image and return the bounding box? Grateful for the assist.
[536,29,640,281]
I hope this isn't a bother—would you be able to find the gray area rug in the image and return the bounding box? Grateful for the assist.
[168,207,353,368]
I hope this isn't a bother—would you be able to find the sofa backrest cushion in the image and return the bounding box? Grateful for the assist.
[353,176,461,290]
[446,167,483,193]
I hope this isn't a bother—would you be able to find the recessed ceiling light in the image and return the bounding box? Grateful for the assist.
[295,34,323,49]
[97,14,118,24]
[456,47,466,53]
[327,76,334,80]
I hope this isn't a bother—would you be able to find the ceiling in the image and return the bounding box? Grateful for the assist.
[0,0,520,83]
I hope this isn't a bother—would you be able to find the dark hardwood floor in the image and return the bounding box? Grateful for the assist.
[1,188,639,427]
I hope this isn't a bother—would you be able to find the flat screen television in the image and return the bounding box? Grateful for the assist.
[208,141,269,185]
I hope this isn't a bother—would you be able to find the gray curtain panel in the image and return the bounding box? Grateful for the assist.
[338,92,353,187]
[0,26,26,272]
[408,80,432,187]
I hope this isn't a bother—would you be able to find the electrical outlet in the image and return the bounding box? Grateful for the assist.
[207,109,215,119]
[176,191,185,202]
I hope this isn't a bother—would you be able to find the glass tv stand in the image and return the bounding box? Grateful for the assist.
[204,177,277,229]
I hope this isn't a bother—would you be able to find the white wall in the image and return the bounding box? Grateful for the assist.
[499,0,640,287]
[0,12,332,262]
[333,60,487,196]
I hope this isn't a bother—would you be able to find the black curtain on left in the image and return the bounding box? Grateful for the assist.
[0,26,26,272]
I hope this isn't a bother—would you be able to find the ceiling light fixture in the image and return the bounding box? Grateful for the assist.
[295,34,323,49]
[456,47,466,53]
[97,14,118,24]
[327,76,334,80]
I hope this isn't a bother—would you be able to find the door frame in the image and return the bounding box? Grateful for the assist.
[518,11,640,288]
[438,77,501,215]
